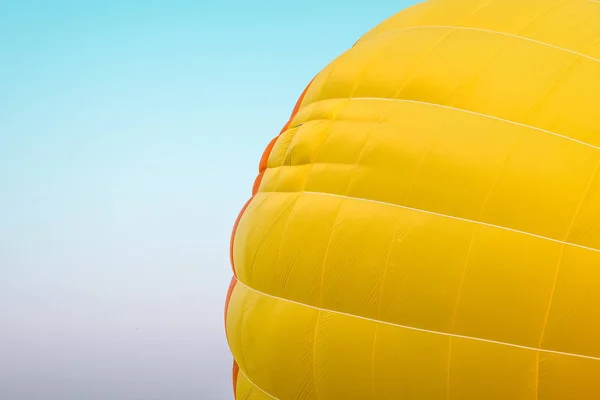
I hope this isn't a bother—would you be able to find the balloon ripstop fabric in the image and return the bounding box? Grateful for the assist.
[225,0,600,398]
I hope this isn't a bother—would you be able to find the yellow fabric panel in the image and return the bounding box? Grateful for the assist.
[234,190,600,354]
[261,98,600,244]
[303,29,600,148]
[226,0,600,398]
[373,323,449,399]
[448,336,538,399]
[542,245,600,357]
[539,353,600,399]
[226,282,600,399]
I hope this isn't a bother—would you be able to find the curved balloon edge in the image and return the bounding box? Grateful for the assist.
[223,75,317,398]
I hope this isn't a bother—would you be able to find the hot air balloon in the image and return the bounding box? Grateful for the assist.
[224,0,600,398]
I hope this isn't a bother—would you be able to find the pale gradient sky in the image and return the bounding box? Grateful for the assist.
[0,1,418,399]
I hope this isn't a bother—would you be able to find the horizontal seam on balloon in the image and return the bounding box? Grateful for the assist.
[299,97,600,152]
[296,191,600,254]
[360,24,600,66]
[237,365,279,399]
[233,277,600,362]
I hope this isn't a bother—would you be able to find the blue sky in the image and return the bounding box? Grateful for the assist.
[0,1,417,398]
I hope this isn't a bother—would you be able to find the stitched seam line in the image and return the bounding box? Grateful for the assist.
[358,24,600,66]
[233,277,600,362]
[258,190,600,254]
[294,97,600,152]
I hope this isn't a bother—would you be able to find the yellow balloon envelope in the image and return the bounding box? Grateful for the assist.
[225,0,600,398]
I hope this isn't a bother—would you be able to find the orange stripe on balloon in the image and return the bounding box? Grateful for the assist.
[252,171,265,196]
[259,136,279,173]
[232,360,240,398]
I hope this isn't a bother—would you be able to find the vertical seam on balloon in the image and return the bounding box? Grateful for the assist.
[312,309,322,400]
[304,60,336,108]
[446,223,478,400]
[536,243,566,398]
[444,26,511,107]
[296,120,335,188]
[239,289,253,386]
[535,157,600,397]
[525,55,585,125]
[346,32,399,97]
[446,338,453,400]
[370,323,379,400]
[510,0,585,127]
[331,26,406,148]
[270,194,304,294]
[316,201,346,307]
[539,158,600,337]
[370,214,409,399]
[279,125,304,167]
[327,37,401,200]
[477,137,520,221]
[450,223,476,333]
[449,138,519,380]
[535,351,540,400]
[527,0,600,135]
[388,26,458,99]
[536,158,600,394]
[342,100,398,197]
[403,117,446,205]
[516,0,576,38]
[353,0,491,51]
[311,198,346,400]
[443,45,520,372]
[459,0,496,23]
